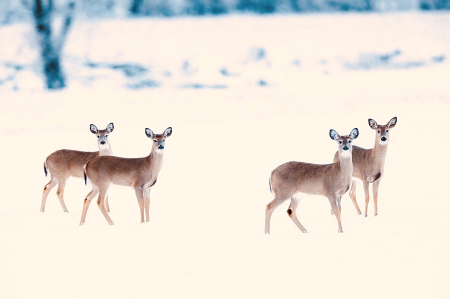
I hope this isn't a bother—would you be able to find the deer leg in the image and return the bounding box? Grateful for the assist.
[97,190,114,225]
[144,188,151,222]
[80,187,99,225]
[373,179,381,216]
[134,187,145,223]
[349,180,362,215]
[328,195,343,233]
[287,197,308,233]
[337,196,342,214]
[105,195,110,213]
[56,178,69,213]
[265,192,291,234]
[363,180,370,217]
[41,178,57,212]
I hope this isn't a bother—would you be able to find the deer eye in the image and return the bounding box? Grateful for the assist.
[97,136,100,138]
[153,140,157,142]
[386,130,389,133]
[339,141,342,144]
[348,140,351,143]
[378,130,380,133]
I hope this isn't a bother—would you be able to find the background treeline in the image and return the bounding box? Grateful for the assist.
[1,0,449,24]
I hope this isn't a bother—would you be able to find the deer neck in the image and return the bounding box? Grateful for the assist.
[98,143,113,156]
[338,153,353,183]
[147,148,164,174]
[372,139,388,168]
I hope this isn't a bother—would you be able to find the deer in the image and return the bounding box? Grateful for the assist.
[265,128,359,234]
[333,117,397,217]
[79,127,172,226]
[41,123,114,213]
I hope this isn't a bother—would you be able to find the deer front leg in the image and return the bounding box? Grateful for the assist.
[373,179,381,216]
[41,178,57,212]
[363,180,370,217]
[349,180,362,215]
[328,195,343,233]
[144,188,151,222]
[134,187,145,223]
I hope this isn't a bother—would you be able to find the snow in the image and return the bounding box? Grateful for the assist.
[1,12,450,299]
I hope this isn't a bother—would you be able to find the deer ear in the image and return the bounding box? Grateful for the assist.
[350,128,359,139]
[387,117,397,128]
[90,124,98,134]
[368,119,378,130]
[145,128,154,139]
[164,127,172,137]
[329,129,339,141]
[106,123,114,133]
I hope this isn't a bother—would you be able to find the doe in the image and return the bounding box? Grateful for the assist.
[41,123,114,213]
[333,117,397,217]
[80,127,172,225]
[265,128,359,234]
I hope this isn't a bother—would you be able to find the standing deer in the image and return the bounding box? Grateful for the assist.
[79,127,172,226]
[41,123,114,213]
[265,128,359,234]
[333,117,397,217]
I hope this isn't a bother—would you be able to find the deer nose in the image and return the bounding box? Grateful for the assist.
[381,137,387,142]
[100,140,106,145]
[343,146,349,151]
[158,145,164,150]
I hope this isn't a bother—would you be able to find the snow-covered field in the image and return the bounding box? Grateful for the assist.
[1,12,449,299]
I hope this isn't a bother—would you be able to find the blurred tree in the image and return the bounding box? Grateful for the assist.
[130,0,144,14]
[185,0,228,15]
[237,0,277,13]
[22,0,75,89]
[420,0,450,9]
[129,0,175,16]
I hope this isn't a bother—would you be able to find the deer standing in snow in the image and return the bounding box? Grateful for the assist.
[333,117,397,217]
[41,123,114,213]
[265,128,359,234]
[79,127,172,225]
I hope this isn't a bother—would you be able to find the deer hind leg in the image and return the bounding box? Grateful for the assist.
[287,197,308,233]
[105,195,110,213]
[265,191,292,234]
[143,188,151,222]
[56,178,69,213]
[349,180,362,215]
[97,189,114,225]
[134,187,145,223]
[328,195,343,233]
[363,180,370,217]
[373,179,381,216]
[80,187,99,225]
[41,178,57,212]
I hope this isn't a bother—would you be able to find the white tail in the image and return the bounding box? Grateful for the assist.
[79,127,172,226]
[41,123,114,213]
[265,128,359,234]
[334,117,397,217]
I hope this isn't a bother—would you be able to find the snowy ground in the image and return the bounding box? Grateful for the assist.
[1,12,450,299]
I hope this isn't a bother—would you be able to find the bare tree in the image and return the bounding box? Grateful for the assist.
[22,0,75,89]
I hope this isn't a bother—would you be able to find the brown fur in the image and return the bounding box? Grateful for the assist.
[79,128,172,225]
[333,117,397,217]
[41,123,114,213]
[265,128,359,234]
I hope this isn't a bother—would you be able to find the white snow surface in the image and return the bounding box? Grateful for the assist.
[0,12,449,299]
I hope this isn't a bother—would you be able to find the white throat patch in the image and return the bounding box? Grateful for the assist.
[341,150,351,158]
